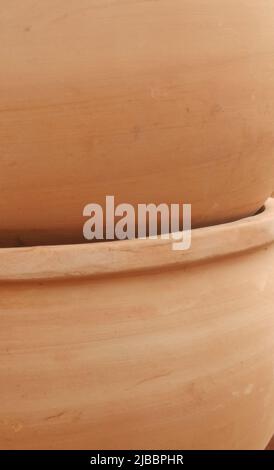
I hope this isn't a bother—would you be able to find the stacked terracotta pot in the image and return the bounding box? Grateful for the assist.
[0,1,274,450]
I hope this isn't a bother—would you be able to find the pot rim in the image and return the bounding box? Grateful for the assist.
[1,198,274,282]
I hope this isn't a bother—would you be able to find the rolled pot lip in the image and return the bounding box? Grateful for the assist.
[0,198,274,282]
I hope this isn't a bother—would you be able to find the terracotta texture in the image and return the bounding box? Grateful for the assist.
[1,199,274,450]
[1,1,274,246]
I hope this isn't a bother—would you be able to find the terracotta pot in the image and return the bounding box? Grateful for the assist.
[1,1,274,246]
[1,199,274,450]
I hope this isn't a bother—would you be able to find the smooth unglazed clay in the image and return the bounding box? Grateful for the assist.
[1,1,274,246]
[0,199,274,450]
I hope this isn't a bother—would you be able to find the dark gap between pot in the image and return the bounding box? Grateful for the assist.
[0,205,266,249]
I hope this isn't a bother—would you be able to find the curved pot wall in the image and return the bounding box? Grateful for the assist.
[1,1,274,245]
[0,199,274,449]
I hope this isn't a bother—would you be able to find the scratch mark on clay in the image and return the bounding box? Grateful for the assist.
[136,370,172,386]
[12,422,23,433]
[232,384,254,398]
[45,411,66,421]
[1,420,23,433]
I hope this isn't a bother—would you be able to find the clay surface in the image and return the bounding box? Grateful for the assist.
[0,199,274,450]
[1,1,274,245]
